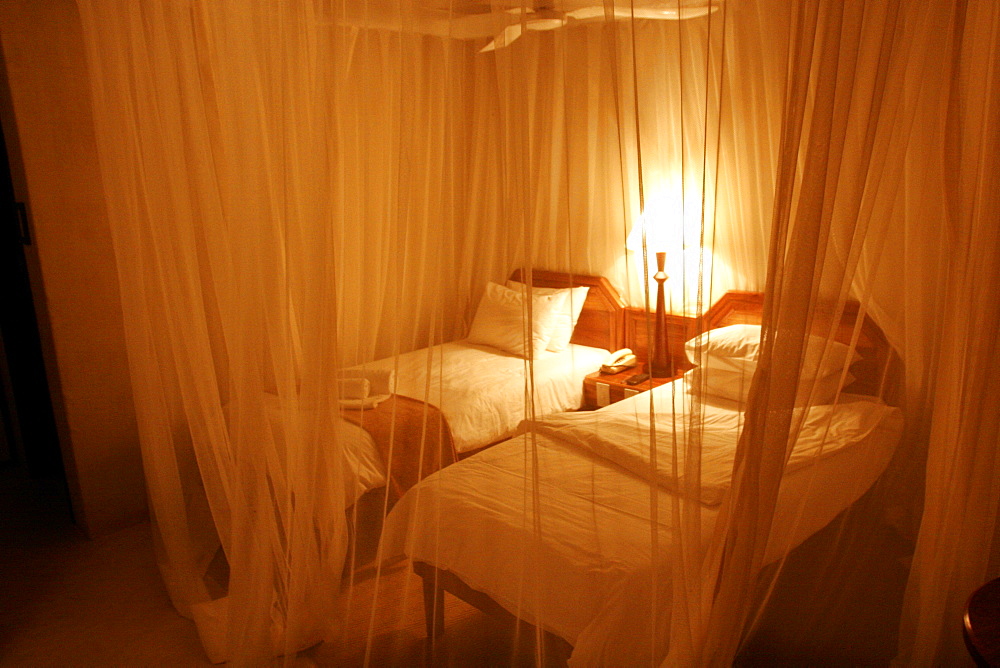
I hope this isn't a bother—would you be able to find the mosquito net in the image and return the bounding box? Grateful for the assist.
[74,0,1000,665]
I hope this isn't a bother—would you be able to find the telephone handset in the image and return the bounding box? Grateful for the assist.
[600,348,638,374]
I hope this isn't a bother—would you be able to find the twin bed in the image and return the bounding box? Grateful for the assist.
[373,290,905,663]
[334,270,626,507]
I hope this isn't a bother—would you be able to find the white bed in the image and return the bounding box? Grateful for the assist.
[337,340,610,505]
[335,270,627,507]
[379,379,903,644]
[377,294,905,660]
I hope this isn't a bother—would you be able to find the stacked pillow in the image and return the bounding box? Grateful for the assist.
[683,324,856,405]
[465,280,590,358]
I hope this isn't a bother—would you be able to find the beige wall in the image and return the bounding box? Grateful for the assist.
[0,0,145,536]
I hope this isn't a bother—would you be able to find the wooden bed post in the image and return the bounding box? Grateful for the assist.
[414,560,576,663]
[420,566,445,639]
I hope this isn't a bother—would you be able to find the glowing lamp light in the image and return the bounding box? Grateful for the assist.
[627,196,714,377]
[627,191,714,317]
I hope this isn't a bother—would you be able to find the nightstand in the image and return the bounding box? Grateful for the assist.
[582,364,677,409]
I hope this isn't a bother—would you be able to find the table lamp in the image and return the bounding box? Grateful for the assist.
[626,220,673,378]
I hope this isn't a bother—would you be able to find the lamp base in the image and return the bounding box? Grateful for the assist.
[649,360,673,379]
[650,253,671,378]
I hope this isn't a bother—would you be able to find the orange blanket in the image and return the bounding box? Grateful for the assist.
[341,395,457,502]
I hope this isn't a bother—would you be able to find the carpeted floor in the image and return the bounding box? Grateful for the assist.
[0,467,556,667]
[3,463,909,666]
[1,468,212,666]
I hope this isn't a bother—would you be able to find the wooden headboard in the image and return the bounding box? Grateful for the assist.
[509,269,626,352]
[701,291,898,400]
[622,291,897,399]
[624,307,696,375]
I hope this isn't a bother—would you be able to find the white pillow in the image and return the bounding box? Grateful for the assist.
[685,366,853,406]
[506,280,590,352]
[685,324,857,379]
[467,282,563,358]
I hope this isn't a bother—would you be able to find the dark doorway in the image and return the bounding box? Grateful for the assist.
[0,51,70,520]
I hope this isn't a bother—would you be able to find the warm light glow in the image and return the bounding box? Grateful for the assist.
[626,186,707,253]
[626,183,716,315]
[633,246,714,315]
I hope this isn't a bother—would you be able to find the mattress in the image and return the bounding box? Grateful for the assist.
[379,378,904,648]
[338,340,610,505]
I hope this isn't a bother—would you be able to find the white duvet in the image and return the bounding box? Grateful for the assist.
[337,340,609,505]
[363,340,610,453]
[379,379,904,659]
[526,392,896,505]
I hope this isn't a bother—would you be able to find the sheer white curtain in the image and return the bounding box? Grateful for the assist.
[77,0,527,660]
[696,2,1000,663]
[77,2,352,661]
[695,1,916,661]
[75,0,1000,665]
[555,1,929,664]
[471,7,773,312]
[700,2,1000,663]
[891,1,1000,664]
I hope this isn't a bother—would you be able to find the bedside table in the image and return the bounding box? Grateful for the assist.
[582,365,677,409]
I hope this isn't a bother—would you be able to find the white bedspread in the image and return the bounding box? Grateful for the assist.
[337,341,609,505]
[379,379,904,653]
[526,392,896,505]
[351,341,609,454]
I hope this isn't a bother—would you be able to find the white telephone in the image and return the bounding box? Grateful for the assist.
[600,348,638,374]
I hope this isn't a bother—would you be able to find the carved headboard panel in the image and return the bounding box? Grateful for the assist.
[508,269,626,352]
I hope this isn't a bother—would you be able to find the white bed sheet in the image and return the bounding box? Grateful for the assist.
[379,379,904,647]
[337,341,609,505]
[363,340,610,453]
